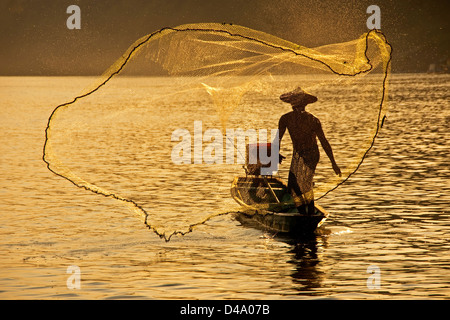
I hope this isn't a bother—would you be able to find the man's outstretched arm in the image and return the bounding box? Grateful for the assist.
[316,119,341,176]
[277,115,287,163]
[278,115,287,146]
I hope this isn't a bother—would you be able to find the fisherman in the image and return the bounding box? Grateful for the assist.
[278,87,341,215]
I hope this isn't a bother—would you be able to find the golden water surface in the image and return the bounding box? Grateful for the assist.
[0,74,448,299]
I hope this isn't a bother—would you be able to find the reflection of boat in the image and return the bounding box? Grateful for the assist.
[230,175,329,236]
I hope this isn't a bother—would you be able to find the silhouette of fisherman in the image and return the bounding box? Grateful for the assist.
[278,87,341,215]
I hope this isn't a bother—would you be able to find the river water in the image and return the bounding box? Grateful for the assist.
[0,74,448,299]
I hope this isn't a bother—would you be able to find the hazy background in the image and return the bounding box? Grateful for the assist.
[1,0,448,75]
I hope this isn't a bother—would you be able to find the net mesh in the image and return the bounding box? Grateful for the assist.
[43,23,392,240]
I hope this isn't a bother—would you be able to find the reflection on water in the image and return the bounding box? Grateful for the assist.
[287,237,325,295]
[0,74,449,299]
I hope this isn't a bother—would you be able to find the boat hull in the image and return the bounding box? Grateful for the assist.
[238,206,328,235]
[231,176,329,236]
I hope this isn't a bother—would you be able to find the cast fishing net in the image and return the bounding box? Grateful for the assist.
[43,23,392,241]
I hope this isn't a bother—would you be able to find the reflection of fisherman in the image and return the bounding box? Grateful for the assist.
[278,87,341,215]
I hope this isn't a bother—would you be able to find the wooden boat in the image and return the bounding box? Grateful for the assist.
[230,175,329,236]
